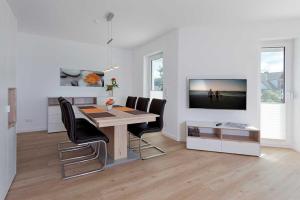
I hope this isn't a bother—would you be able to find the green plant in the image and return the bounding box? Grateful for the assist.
[106,77,119,96]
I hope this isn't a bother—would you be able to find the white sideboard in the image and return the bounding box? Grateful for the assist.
[47,97,97,133]
[186,121,260,156]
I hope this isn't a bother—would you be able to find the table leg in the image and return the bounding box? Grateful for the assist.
[101,125,128,160]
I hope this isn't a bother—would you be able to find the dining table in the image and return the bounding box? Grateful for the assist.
[78,105,158,163]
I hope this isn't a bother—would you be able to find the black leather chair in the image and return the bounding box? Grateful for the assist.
[57,97,91,152]
[59,99,102,162]
[128,99,167,160]
[60,100,109,180]
[128,97,150,146]
[136,97,150,111]
[126,96,137,109]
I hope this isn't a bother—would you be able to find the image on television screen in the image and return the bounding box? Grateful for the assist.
[189,79,247,110]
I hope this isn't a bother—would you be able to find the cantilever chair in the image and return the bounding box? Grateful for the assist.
[57,97,90,152]
[60,100,109,180]
[126,96,137,109]
[135,97,150,111]
[128,99,167,160]
[128,97,150,148]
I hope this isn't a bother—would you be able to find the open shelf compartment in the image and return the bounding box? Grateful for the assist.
[188,126,221,140]
[221,129,260,143]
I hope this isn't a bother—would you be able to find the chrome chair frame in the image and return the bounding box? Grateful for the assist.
[59,143,97,163]
[61,140,107,180]
[128,133,166,160]
[58,140,90,151]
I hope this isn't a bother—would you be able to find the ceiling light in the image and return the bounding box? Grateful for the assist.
[103,12,120,74]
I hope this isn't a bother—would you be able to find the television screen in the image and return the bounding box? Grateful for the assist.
[189,79,247,110]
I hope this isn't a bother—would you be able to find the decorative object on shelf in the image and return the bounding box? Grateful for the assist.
[106,77,119,96]
[102,12,120,73]
[105,98,115,110]
[60,68,104,87]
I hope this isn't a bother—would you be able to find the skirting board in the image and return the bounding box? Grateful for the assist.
[2,170,16,200]
[17,128,47,134]
[162,132,179,141]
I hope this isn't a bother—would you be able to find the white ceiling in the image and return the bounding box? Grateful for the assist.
[7,0,300,48]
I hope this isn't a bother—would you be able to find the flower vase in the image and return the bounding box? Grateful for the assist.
[106,105,113,110]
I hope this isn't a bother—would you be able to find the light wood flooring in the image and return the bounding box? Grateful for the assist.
[6,131,300,200]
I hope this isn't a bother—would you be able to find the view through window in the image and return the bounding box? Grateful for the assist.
[261,47,285,103]
[149,54,163,99]
[260,47,286,140]
[151,57,163,91]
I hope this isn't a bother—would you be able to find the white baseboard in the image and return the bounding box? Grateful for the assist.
[260,139,292,149]
[162,132,179,141]
[3,172,16,200]
[17,126,46,134]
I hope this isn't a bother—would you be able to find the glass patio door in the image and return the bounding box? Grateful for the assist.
[260,41,293,146]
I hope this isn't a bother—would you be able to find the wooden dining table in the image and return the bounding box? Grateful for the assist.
[78,106,158,161]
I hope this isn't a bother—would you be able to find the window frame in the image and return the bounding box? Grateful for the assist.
[149,53,163,92]
[261,46,286,104]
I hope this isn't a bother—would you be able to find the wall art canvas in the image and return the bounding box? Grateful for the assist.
[60,68,104,87]
[189,79,247,110]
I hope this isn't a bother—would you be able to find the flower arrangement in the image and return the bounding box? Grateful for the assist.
[106,77,119,96]
[104,98,115,110]
[105,98,115,106]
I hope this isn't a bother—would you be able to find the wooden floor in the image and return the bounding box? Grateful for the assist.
[6,131,300,200]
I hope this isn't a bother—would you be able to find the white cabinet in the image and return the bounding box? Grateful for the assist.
[186,121,261,157]
[48,106,66,133]
[222,140,260,156]
[47,105,91,133]
[187,137,222,152]
[47,97,97,133]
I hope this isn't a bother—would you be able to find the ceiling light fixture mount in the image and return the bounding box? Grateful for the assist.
[103,12,119,73]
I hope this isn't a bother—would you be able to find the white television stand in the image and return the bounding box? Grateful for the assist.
[186,121,260,156]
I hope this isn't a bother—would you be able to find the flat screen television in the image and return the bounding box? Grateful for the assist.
[189,79,247,110]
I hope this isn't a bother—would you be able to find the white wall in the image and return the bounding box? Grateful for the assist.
[0,0,17,199]
[133,20,300,147]
[133,30,180,140]
[16,33,134,133]
[177,26,260,140]
[175,22,300,143]
[293,38,300,151]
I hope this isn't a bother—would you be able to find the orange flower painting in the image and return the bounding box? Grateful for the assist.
[60,68,104,87]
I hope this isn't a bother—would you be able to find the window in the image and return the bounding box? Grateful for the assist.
[261,47,285,103]
[260,46,287,140]
[151,57,163,91]
[146,52,164,99]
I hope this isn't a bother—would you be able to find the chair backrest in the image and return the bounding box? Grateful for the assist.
[136,97,150,112]
[58,97,64,103]
[61,100,76,142]
[58,97,66,125]
[126,96,137,109]
[148,99,167,130]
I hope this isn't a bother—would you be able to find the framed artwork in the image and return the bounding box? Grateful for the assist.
[60,68,104,87]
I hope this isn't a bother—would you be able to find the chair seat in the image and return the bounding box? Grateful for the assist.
[74,119,109,144]
[128,123,162,138]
